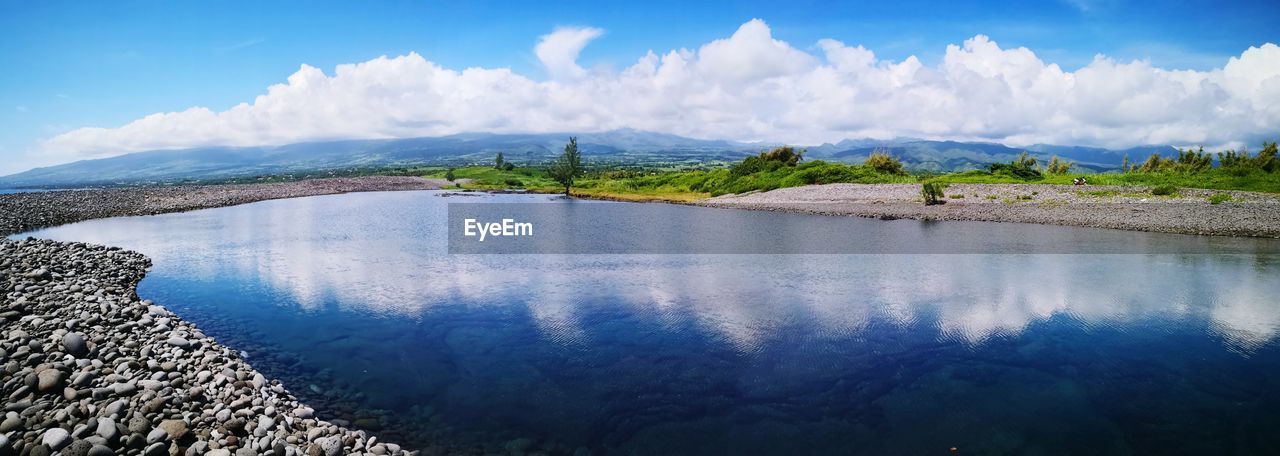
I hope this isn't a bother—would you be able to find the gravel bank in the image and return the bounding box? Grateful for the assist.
[0,177,451,237]
[702,183,1280,238]
[1,238,414,456]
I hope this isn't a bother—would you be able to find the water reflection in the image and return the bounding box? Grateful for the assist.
[31,194,1279,351]
[17,190,1280,454]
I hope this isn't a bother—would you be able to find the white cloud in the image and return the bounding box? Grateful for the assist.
[33,19,1280,166]
[535,26,603,80]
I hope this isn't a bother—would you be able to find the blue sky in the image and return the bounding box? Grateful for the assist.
[2,0,1279,173]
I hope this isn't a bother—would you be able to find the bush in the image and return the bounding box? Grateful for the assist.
[921,182,948,205]
[987,152,1043,180]
[1151,185,1178,196]
[444,168,456,182]
[503,178,523,187]
[864,151,906,176]
[730,146,804,176]
[1207,193,1232,204]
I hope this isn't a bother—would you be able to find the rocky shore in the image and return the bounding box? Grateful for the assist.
[0,177,451,237]
[702,183,1280,238]
[1,238,416,456]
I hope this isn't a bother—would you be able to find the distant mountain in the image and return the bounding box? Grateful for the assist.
[0,129,1179,187]
[806,139,1177,173]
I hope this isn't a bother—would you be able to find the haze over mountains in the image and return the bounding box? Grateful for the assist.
[0,129,1177,188]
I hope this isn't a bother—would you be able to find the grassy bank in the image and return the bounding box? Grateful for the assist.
[427,144,1280,202]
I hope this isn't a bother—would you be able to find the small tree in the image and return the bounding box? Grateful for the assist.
[445,168,456,182]
[1121,154,1131,173]
[1045,155,1074,175]
[548,137,583,196]
[502,162,515,171]
[494,152,505,170]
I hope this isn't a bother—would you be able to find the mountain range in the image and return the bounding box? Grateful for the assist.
[0,129,1177,187]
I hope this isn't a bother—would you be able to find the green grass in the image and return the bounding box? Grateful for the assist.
[423,161,1280,203]
[1207,193,1233,204]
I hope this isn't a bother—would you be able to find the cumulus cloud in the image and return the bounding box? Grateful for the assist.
[535,26,604,79]
[36,19,1280,165]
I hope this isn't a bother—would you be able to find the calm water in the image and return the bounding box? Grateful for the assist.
[18,190,1280,455]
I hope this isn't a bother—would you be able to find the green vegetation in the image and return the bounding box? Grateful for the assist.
[419,140,1280,202]
[1208,193,1233,204]
[921,182,947,205]
[865,151,907,176]
[444,168,455,182]
[1151,185,1178,196]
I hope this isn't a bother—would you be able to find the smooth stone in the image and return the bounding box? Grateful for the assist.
[37,369,66,392]
[87,445,115,456]
[62,332,89,357]
[0,415,21,432]
[0,434,10,456]
[145,427,168,444]
[41,428,71,451]
[96,418,119,440]
[235,449,257,456]
[206,450,231,456]
[165,337,191,349]
[143,442,166,456]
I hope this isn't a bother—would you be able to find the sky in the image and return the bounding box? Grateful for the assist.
[1,0,1279,174]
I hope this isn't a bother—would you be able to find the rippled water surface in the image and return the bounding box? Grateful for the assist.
[19,190,1280,455]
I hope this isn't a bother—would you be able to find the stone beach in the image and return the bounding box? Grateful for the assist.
[703,183,1280,238]
[0,177,452,237]
[1,238,416,455]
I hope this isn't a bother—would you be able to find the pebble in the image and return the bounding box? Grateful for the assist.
[62,332,89,357]
[41,428,71,451]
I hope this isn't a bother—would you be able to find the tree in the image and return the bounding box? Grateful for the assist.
[1045,155,1074,175]
[548,137,583,196]
[494,152,505,170]
[502,162,515,171]
[1121,154,1131,173]
[445,168,456,182]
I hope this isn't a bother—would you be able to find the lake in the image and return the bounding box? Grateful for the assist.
[17,190,1280,455]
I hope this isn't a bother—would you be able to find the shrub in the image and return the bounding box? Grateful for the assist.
[504,178,523,187]
[445,168,456,181]
[1207,193,1232,204]
[921,182,948,205]
[987,152,1043,180]
[1151,185,1178,196]
[865,151,906,176]
[730,146,804,176]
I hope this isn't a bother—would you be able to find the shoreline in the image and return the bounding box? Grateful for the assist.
[3,177,1278,455]
[0,177,451,237]
[699,183,1280,238]
[1,238,413,455]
